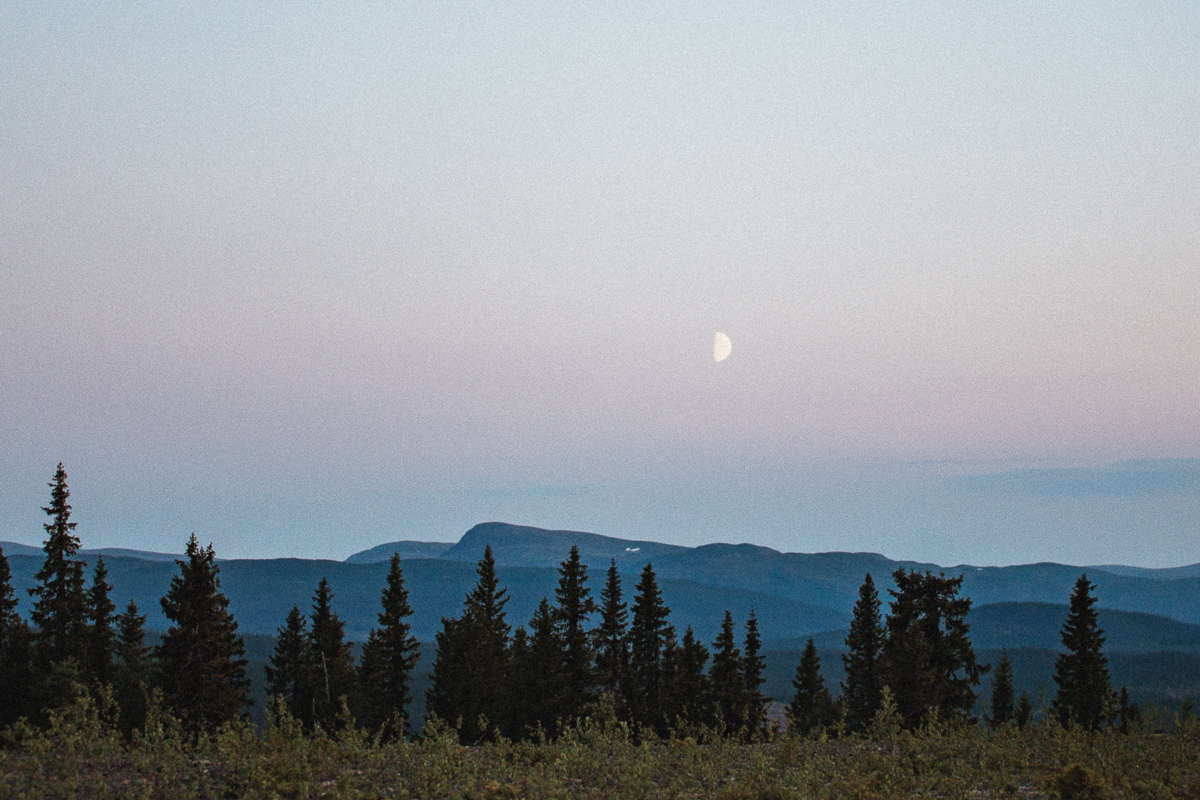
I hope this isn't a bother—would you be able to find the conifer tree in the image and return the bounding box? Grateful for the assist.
[524,597,567,736]
[308,577,357,730]
[664,625,709,728]
[427,545,511,743]
[554,545,596,722]
[85,556,117,687]
[708,610,745,729]
[156,535,251,732]
[357,554,420,737]
[742,610,768,734]
[0,546,35,728]
[1014,691,1034,730]
[29,464,88,666]
[988,649,1015,728]
[501,626,536,740]
[1117,686,1139,732]
[113,600,152,737]
[882,568,986,729]
[1052,573,1113,729]
[266,605,314,729]
[842,573,884,732]
[593,560,628,708]
[789,638,835,736]
[627,563,673,734]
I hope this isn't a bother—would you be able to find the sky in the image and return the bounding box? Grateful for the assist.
[1,2,1198,566]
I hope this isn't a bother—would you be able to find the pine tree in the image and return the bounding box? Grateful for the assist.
[29,464,89,666]
[988,649,1015,728]
[156,534,251,732]
[357,554,420,737]
[266,605,314,729]
[524,597,567,737]
[0,546,35,729]
[882,568,987,729]
[113,600,152,738]
[593,560,628,709]
[789,638,834,736]
[627,563,673,735]
[426,545,511,743]
[742,610,768,735]
[708,610,745,730]
[841,573,884,732]
[1052,573,1113,729]
[554,545,597,722]
[85,556,117,687]
[501,626,536,740]
[308,577,357,730]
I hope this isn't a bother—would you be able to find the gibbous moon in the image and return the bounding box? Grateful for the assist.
[714,332,732,362]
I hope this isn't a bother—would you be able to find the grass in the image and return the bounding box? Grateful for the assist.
[2,697,1199,799]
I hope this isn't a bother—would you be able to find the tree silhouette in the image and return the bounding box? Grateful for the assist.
[266,605,314,729]
[988,649,1014,727]
[84,556,117,688]
[113,600,152,737]
[593,560,628,711]
[554,545,596,723]
[357,554,420,737]
[1052,573,1113,729]
[30,464,88,667]
[627,563,673,734]
[708,610,745,730]
[156,535,251,732]
[842,573,884,732]
[789,638,834,736]
[308,577,357,730]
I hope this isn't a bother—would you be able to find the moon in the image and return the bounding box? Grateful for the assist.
[714,332,732,362]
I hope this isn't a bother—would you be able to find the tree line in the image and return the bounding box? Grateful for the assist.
[0,465,1136,742]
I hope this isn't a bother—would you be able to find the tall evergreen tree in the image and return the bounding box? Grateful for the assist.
[553,545,597,722]
[265,606,314,729]
[85,556,117,687]
[882,568,986,729]
[501,626,536,740]
[29,464,88,666]
[113,600,152,738]
[0,546,35,729]
[593,560,628,709]
[663,626,709,728]
[988,649,1015,728]
[842,573,884,732]
[708,610,745,730]
[627,563,673,734]
[156,535,251,732]
[357,554,420,737]
[309,577,358,730]
[789,638,835,736]
[1052,573,1113,729]
[427,545,511,743]
[742,610,768,735]
[521,597,567,737]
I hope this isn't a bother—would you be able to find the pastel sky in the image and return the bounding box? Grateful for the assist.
[2,2,1197,566]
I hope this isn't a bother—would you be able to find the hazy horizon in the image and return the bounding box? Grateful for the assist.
[3,4,1197,567]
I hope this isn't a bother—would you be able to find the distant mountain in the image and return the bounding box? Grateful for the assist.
[438,522,692,568]
[1087,563,1200,581]
[345,541,455,564]
[766,603,1200,654]
[0,541,181,562]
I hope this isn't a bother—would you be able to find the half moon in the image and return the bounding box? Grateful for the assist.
[714,332,732,362]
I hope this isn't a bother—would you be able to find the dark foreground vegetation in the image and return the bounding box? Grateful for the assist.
[3,694,1200,799]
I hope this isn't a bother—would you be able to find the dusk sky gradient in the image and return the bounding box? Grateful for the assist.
[2,2,1198,566]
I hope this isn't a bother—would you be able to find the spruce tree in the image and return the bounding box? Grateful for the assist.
[988,649,1015,728]
[593,560,628,709]
[789,638,834,736]
[266,605,314,729]
[0,546,35,729]
[1052,573,1113,729]
[501,626,536,740]
[308,577,358,730]
[85,556,117,687]
[156,535,251,732]
[524,597,567,736]
[627,562,673,734]
[113,600,152,738]
[664,625,709,728]
[742,610,768,735]
[1014,691,1034,730]
[842,573,884,732]
[427,545,511,743]
[357,554,420,737]
[882,568,986,729]
[29,463,88,666]
[553,545,597,722]
[708,610,745,730]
